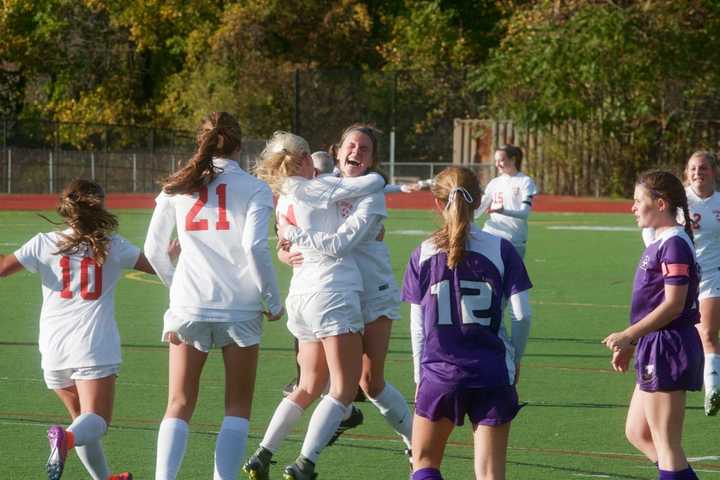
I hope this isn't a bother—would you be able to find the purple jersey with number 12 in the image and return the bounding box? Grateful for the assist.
[402,225,532,388]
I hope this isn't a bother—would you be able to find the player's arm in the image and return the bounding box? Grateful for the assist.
[409,303,425,385]
[281,212,380,258]
[494,199,532,219]
[0,254,25,277]
[509,290,532,362]
[143,194,177,287]
[133,253,155,274]
[243,196,284,319]
[474,190,493,219]
[295,172,385,208]
[604,282,688,350]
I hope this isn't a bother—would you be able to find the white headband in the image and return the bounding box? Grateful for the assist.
[445,187,474,210]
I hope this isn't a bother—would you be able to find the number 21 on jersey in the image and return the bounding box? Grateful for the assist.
[430,280,493,326]
[186,184,230,231]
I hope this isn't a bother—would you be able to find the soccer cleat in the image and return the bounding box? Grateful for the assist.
[326,404,363,446]
[242,447,274,480]
[282,378,298,397]
[705,387,720,416]
[46,425,68,480]
[109,473,133,480]
[282,462,317,480]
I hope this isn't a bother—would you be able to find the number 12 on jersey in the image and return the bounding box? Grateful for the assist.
[186,184,230,231]
[430,280,493,326]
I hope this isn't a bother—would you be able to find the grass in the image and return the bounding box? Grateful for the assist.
[1,209,718,479]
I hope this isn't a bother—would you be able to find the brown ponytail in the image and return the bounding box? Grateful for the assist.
[53,179,118,265]
[162,112,242,195]
[430,166,482,268]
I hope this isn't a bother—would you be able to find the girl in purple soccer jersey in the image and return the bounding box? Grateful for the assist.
[401,166,533,480]
[604,170,703,480]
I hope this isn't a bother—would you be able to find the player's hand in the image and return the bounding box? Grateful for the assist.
[167,239,181,261]
[278,249,303,267]
[264,306,285,322]
[611,347,634,373]
[277,214,291,240]
[602,331,634,351]
[401,183,421,193]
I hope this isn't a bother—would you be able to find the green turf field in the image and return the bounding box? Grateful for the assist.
[1,209,718,479]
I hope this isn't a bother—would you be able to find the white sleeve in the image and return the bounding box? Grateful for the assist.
[294,173,385,207]
[143,193,176,287]
[14,234,42,273]
[410,303,425,384]
[286,213,381,258]
[384,184,403,193]
[509,290,532,362]
[500,202,531,220]
[243,195,283,315]
[111,235,141,269]
[475,191,492,219]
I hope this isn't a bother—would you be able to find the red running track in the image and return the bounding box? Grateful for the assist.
[0,192,632,214]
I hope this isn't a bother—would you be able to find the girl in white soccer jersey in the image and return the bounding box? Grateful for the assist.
[0,179,155,480]
[244,131,385,480]
[144,112,284,480]
[275,125,413,455]
[476,144,538,259]
[641,151,720,417]
[604,170,702,480]
[402,166,532,480]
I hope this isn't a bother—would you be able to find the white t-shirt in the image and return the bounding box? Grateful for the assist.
[278,173,386,295]
[14,231,140,370]
[477,172,538,246]
[286,190,399,300]
[686,187,720,274]
[144,158,282,321]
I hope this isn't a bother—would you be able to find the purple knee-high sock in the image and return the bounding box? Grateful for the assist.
[658,466,698,480]
[412,467,443,480]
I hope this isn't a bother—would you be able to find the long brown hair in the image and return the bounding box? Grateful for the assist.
[638,170,694,243]
[162,112,242,195]
[53,179,119,265]
[431,166,482,268]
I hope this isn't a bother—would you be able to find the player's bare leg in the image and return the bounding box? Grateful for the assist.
[156,341,208,480]
[643,389,689,472]
[283,332,363,479]
[359,316,412,451]
[625,385,658,463]
[215,343,258,480]
[472,421,510,480]
[411,414,454,479]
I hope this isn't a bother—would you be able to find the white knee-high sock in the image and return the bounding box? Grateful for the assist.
[213,416,249,480]
[300,395,347,463]
[75,440,110,480]
[67,412,107,446]
[260,398,304,453]
[369,383,412,449]
[156,418,189,480]
[706,353,720,392]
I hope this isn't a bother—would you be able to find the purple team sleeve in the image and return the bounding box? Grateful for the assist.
[500,239,532,298]
[660,236,693,286]
[401,247,424,304]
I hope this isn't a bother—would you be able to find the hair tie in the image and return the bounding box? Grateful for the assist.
[446,187,473,210]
